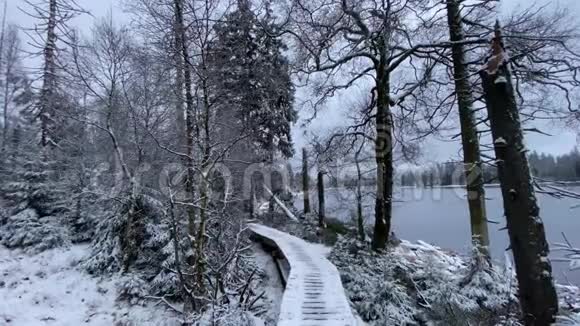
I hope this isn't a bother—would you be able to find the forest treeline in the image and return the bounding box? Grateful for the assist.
[398,149,580,187]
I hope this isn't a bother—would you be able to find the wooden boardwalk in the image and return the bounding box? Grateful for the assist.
[249,223,357,326]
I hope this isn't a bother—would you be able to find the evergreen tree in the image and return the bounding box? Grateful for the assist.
[0,135,72,251]
[208,0,296,159]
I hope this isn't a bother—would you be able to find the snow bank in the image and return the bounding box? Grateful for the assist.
[0,244,181,325]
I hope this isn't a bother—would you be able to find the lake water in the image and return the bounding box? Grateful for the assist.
[294,185,580,285]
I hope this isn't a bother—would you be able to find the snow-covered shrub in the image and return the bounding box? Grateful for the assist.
[202,212,263,306]
[0,151,74,252]
[415,254,517,324]
[83,192,191,304]
[0,208,71,252]
[69,210,97,243]
[84,194,171,277]
[190,304,261,326]
[329,237,519,325]
[1,155,70,217]
[67,170,101,244]
[330,237,417,325]
[117,274,150,305]
[0,205,7,225]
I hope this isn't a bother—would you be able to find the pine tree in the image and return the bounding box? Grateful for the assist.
[0,141,72,251]
[208,0,296,159]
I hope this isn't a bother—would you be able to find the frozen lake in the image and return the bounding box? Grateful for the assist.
[295,185,580,285]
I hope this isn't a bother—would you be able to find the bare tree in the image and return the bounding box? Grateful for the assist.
[68,18,144,269]
[285,0,490,249]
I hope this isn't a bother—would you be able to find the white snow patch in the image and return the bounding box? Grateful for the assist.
[0,245,180,325]
[494,137,507,145]
[485,51,510,75]
[308,242,332,257]
[494,76,508,84]
[250,244,284,324]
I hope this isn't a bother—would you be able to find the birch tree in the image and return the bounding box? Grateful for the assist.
[172,0,198,245]
[69,18,146,269]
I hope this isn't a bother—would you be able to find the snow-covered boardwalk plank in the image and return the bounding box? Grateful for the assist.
[248,223,356,326]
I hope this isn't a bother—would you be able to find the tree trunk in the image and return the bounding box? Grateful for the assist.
[446,0,490,257]
[40,0,57,147]
[172,0,198,313]
[355,148,365,241]
[0,0,7,151]
[173,0,197,241]
[317,171,325,227]
[194,76,212,300]
[480,27,558,325]
[2,52,11,153]
[249,180,255,218]
[372,61,393,250]
[172,20,186,150]
[302,147,310,214]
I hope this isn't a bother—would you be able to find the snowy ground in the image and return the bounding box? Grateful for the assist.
[249,244,284,325]
[0,244,181,326]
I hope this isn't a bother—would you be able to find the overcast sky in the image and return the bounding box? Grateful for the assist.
[7,0,580,164]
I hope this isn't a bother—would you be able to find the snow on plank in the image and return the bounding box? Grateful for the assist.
[248,223,356,326]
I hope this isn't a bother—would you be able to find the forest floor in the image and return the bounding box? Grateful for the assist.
[3,215,580,325]
[0,244,181,326]
[0,233,356,326]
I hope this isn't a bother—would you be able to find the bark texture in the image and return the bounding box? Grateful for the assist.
[355,148,365,241]
[40,0,57,147]
[172,0,199,312]
[0,1,6,150]
[173,0,197,240]
[372,52,393,250]
[446,0,490,255]
[302,148,310,214]
[480,31,558,325]
[317,171,325,227]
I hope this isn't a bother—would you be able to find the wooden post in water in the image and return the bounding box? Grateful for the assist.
[480,22,558,325]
